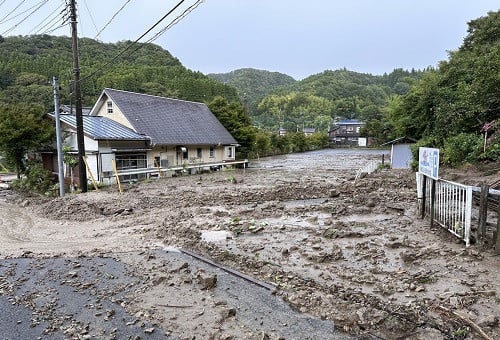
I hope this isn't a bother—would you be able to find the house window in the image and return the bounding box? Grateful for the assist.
[227,146,233,158]
[115,153,147,170]
[197,148,202,159]
[115,153,147,181]
[182,147,188,160]
[209,146,214,158]
[107,101,113,114]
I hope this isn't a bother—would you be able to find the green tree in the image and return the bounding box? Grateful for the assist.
[388,10,500,151]
[0,103,54,177]
[207,96,256,158]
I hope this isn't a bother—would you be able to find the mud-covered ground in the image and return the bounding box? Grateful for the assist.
[1,149,499,339]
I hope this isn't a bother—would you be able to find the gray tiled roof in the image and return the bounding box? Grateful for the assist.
[53,114,149,141]
[101,88,237,146]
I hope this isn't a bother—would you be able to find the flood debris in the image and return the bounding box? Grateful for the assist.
[1,150,499,339]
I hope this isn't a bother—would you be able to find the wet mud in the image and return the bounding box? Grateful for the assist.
[1,149,499,339]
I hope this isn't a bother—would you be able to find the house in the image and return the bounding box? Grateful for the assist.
[328,119,365,146]
[46,88,240,186]
[43,113,151,185]
[302,127,316,136]
[381,136,417,169]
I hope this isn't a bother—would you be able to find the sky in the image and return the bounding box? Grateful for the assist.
[0,0,499,80]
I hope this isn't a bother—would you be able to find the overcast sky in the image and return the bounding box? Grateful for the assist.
[1,0,498,80]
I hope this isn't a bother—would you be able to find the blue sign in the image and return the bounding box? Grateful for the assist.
[418,147,439,179]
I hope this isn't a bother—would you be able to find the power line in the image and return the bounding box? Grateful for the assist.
[30,1,67,35]
[0,0,47,25]
[94,0,132,40]
[145,0,203,44]
[79,0,189,83]
[1,0,50,36]
[0,0,27,24]
[80,0,99,38]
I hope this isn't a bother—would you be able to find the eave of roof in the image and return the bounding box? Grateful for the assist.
[48,113,150,141]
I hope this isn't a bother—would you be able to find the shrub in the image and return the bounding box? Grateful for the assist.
[11,160,53,195]
[442,133,482,165]
[479,135,500,162]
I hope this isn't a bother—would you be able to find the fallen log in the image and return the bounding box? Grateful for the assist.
[437,305,493,340]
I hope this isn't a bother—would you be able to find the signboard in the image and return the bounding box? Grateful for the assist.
[418,147,439,179]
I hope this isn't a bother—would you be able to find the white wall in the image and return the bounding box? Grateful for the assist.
[391,144,413,169]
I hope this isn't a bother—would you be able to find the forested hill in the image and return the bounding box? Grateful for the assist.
[251,67,425,133]
[0,34,239,110]
[208,68,296,109]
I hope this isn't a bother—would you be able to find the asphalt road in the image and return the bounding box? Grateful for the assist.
[0,250,349,339]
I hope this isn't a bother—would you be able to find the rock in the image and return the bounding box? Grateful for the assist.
[198,273,217,290]
[144,327,155,334]
[366,198,376,208]
[322,228,338,239]
[478,314,499,327]
[400,250,417,263]
[219,307,236,320]
[329,189,340,198]
[449,296,459,308]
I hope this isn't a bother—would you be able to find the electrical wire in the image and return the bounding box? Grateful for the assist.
[80,0,99,38]
[94,0,132,40]
[1,0,50,36]
[79,0,189,83]
[145,0,203,44]
[0,0,27,24]
[30,1,67,35]
[0,0,48,25]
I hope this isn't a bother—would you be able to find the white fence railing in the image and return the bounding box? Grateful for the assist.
[355,160,380,180]
[418,173,473,246]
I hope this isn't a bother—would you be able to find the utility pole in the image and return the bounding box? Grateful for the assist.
[52,76,65,197]
[69,0,88,192]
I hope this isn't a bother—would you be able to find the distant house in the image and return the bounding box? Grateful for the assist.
[381,136,417,169]
[328,119,365,146]
[302,127,316,136]
[45,88,240,186]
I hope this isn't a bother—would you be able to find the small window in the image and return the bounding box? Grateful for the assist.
[227,146,233,158]
[209,146,214,158]
[197,148,202,159]
[182,148,188,160]
[107,101,113,114]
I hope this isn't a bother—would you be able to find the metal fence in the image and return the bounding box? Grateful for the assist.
[355,160,380,180]
[418,173,473,246]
